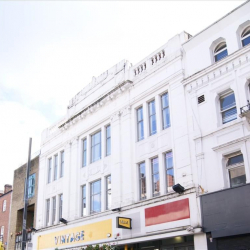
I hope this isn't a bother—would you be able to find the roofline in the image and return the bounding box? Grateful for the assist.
[183,0,249,46]
[0,190,13,198]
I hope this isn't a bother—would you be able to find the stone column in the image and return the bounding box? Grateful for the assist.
[110,111,122,209]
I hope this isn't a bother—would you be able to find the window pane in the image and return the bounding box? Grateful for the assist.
[215,49,228,62]
[162,93,169,108]
[162,108,170,129]
[149,100,156,115]
[106,126,111,156]
[60,151,64,177]
[138,121,144,140]
[106,176,111,210]
[228,154,244,165]
[152,158,159,196]
[149,114,157,135]
[167,168,175,187]
[106,125,111,138]
[165,152,173,169]
[82,185,86,216]
[222,107,237,124]
[139,162,146,200]
[220,93,236,111]
[91,132,101,163]
[106,138,111,156]
[91,180,101,213]
[137,107,143,121]
[229,166,246,187]
[242,36,250,47]
[54,155,58,181]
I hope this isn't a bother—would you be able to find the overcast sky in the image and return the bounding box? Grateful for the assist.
[0,1,244,189]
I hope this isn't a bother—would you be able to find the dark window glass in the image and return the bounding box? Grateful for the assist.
[139,162,146,200]
[90,180,101,213]
[137,107,144,141]
[162,93,171,129]
[91,131,101,163]
[151,158,160,196]
[148,100,157,135]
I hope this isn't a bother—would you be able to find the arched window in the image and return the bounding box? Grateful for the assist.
[241,26,250,47]
[214,42,228,62]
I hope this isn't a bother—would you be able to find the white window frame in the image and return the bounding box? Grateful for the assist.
[2,200,6,212]
[90,179,101,214]
[82,138,87,167]
[226,152,246,188]
[54,154,58,181]
[148,100,157,136]
[46,199,50,226]
[91,131,102,163]
[241,26,250,47]
[214,42,228,62]
[60,151,64,178]
[138,162,146,200]
[48,158,52,184]
[52,196,56,225]
[106,175,111,210]
[105,125,111,156]
[82,185,86,216]
[59,194,63,219]
[137,106,144,141]
[220,91,237,124]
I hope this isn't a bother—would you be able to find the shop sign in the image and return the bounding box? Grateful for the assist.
[37,219,112,249]
[116,217,132,229]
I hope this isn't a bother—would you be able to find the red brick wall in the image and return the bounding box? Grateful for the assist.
[0,190,12,246]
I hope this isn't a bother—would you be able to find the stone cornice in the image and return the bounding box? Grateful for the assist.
[183,46,250,93]
[58,80,133,130]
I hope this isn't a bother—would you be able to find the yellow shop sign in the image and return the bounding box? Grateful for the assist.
[116,217,132,229]
[37,219,112,249]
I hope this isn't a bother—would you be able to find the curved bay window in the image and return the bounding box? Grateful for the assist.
[214,42,228,62]
[241,26,250,47]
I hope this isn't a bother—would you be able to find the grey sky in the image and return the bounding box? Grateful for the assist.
[0,1,244,189]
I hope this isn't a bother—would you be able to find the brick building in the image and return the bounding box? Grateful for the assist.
[0,184,12,248]
[7,153,39,250]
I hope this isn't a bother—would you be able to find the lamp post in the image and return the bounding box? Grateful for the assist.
[21,138,32,250]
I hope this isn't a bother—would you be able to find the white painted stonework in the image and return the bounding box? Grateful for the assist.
[33,1,250,250]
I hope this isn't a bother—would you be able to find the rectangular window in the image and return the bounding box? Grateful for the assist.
[106,125,111,156]
[60,151,64,178]
[165,151,174,192]
[28,174,35,198]
[46,199,50,225]
[54,154,58,181]
[227,154,246,188]
[48,158,52,183]
[0,226,4,237]
[52,196,56,224]
[220,92,237,124]
[90,180,101,214]
[82,139,87,167]
[151,157,160,197]
[91,131,101,163]
[139,162,146,200]
[82,185,86,216]
[148,100,157,135]
[59,194,63,219]
[137,107,144,141]
[161,93,171,129]
[106,175,112,210]
[2,200,6,212]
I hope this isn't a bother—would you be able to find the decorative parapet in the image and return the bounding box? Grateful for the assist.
[151,50,165,65]
[68,60,132,109]
[134,62,146,76]
[184,46,250,93]
[59,80,133,130]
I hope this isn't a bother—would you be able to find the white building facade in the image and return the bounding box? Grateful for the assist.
[33,1,250,250]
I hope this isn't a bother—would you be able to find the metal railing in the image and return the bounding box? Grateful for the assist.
[240,100,250,116]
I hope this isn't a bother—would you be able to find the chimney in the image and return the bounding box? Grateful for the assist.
[4,184,12,194]
[0,190,3,197]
